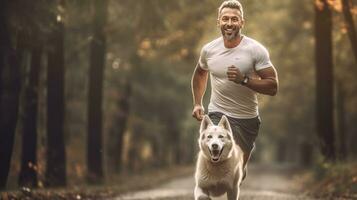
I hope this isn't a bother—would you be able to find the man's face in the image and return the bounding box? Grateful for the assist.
[218,8,244,41]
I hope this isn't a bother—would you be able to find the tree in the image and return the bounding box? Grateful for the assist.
[0,1,23,189]
[18,40,42,187]
[341,0,357,63]
[315,0,336,162]
[87,0,108,183]
[45,0,67,186]
[106,81,131,173]
[336,81,347,160]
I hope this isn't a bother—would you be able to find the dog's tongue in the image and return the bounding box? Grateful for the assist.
[211,150,221,161]
[212,149,220,156]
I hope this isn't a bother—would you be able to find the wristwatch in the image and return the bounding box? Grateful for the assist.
[241,75,249,85]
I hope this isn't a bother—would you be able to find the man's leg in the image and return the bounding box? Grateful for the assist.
[234,117,260,182]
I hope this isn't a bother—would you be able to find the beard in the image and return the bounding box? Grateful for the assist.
[221,25,241,41]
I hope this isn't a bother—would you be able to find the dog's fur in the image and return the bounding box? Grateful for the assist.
[194,115,244,200]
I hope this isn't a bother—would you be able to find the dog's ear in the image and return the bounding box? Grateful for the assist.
[200,115,213,133]
[218,115,232,133]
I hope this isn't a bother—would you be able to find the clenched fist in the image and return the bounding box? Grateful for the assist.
[192,104,205,121]
[227,65,244,84]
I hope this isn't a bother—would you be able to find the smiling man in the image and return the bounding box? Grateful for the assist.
[191,0,278,182]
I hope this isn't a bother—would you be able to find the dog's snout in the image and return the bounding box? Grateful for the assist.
[212,143,218,150]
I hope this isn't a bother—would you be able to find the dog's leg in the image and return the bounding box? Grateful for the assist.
[236,185,240,200]
[194,185,211,200]
[226,187,238,200]
[232,163,243,199]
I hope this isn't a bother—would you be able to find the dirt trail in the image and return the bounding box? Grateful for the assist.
[113,164,319,200]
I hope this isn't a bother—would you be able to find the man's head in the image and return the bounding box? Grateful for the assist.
[217,0,244,41]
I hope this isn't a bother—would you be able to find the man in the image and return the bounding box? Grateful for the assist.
[191,0,278,180]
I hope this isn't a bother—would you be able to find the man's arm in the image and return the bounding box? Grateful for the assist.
[227,66,278,96]
[246,67,278,96]
[191,63,209,121]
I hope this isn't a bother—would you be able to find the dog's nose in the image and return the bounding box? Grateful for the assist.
[212,144,218,150]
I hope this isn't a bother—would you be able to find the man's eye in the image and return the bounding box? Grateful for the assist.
[218,135,224,139]
[207,135,212,139]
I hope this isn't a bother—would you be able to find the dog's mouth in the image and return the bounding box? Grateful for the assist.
[210,147,224,163]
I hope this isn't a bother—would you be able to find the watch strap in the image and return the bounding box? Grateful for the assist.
[241,75,249,85]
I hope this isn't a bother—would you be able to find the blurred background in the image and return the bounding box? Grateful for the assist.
[0,0,356,196]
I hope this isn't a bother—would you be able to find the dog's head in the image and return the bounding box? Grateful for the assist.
[199,115,234,163]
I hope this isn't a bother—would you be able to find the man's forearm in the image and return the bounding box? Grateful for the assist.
[245,78,278,96]
[191,66,208,105]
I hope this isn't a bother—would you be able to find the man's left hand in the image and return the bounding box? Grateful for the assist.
[227,65,244,84]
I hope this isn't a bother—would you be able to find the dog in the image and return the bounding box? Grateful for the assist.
[194,115,244,200]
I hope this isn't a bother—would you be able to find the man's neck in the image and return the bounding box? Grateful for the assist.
[223,34,243,48]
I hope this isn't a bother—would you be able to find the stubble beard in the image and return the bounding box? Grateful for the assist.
[221,26,241,41]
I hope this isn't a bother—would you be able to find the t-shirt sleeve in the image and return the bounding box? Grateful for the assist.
[198,46,209,70]
[254,44,273,71]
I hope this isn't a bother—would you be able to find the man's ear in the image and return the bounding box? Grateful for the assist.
[240,19,245,29]
[218,115,232,133]
[200,115,213,133]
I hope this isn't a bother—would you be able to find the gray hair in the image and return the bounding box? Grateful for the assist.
[218,0,244,18]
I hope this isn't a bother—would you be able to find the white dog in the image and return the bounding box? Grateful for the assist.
[194,115,244,200]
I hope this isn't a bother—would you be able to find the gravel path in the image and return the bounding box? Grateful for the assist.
[113,164,320,200]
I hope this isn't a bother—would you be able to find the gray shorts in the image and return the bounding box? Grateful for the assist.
[208,112,261,154]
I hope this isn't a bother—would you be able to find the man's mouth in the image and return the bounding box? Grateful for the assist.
[210,147,224,162]
[225,29,234,33]
[224,26,236,34]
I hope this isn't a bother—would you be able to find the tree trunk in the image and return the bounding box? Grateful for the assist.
[107,82,131,173]
[300,141,313,166]
[314,0,336,162]
[45,1,66,186]
[18,43,42,187]
[0,0,8,189]
[0,0,6,102]
[341,0,357,64]
[0,15,23,189]
[87,0,108,183]
[336,81,347,160]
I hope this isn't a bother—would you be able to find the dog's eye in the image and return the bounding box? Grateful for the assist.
[218,135,224,139]
[207,135,212,139]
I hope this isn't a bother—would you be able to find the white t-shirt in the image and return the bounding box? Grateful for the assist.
[198,35,273,119]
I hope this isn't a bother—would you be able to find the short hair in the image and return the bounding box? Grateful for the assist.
[218,0,244,18]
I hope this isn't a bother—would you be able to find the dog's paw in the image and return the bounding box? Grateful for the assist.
[197,195,211,200]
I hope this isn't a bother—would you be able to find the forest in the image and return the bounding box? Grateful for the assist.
[1,0,357,199]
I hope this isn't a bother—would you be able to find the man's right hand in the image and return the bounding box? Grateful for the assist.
[192,104,205,121]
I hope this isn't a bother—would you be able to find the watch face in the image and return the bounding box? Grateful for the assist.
[244,77,248,83]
